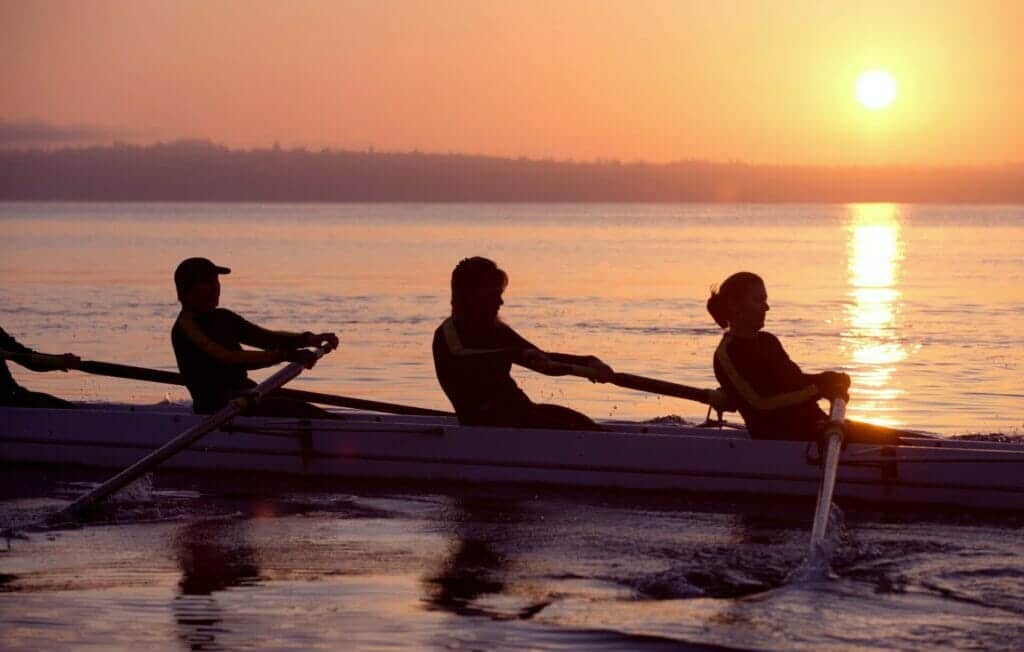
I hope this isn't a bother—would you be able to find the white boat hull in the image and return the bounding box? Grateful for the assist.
[3,406,1023,511]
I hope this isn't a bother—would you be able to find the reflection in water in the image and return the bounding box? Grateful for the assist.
[422,497,552,620]
[173,518,261,651]
[844,204,907,426]
[422,498,513,617]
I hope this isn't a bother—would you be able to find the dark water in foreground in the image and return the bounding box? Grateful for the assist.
[2,469,1022,651]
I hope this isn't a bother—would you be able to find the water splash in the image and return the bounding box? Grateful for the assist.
[109,473,155,503]
[787,504,845,583]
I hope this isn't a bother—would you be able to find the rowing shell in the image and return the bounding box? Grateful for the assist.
[2,406,1022,511]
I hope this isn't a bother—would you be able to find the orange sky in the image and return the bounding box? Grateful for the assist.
[2,0,1021,165]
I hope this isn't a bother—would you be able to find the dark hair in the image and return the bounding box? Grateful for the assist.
[707,271,764,329]
[450,257,508,315]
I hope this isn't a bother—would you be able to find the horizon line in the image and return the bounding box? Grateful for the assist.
[2,138,1022,171]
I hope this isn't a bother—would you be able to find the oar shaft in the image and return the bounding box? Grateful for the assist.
[63,402,245,513]
[78,360,182,384]
[278,388,453,417]
[559,363,732,411]
[70,359,454,416]
[58,345,332,517]
[809,398,847,548]
[611,373,723,407]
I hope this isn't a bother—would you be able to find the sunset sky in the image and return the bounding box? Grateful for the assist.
[2,0,1021,165]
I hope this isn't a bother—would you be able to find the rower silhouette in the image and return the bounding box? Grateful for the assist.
[171,257,338,418]
[708,271,898,445]
[0,327,79,409]
[432,257,613,430]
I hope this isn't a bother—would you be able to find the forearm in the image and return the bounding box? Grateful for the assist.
[10,351,53,372]
[243,327,310,350]
[545,352,594,366]
[1,349,64,372]
[226,348,288,369]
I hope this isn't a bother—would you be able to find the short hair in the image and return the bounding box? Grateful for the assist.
[450,257,508,314]
[707,271,764,329]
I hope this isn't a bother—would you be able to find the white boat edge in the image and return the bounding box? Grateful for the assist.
[2,405,1023,512]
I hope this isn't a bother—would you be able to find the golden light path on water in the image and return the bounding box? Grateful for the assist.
[844,204,908,426]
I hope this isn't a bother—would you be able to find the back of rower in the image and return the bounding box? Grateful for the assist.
[433,257,614,430]
[707,271,898,445]
[171,257,339,418]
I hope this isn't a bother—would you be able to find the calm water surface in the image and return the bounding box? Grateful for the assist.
[2,472,1023,651]
[2,203,1023,650]
[1,201,1022,433]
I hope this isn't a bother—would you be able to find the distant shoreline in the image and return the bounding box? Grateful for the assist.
[3,140,1023,204]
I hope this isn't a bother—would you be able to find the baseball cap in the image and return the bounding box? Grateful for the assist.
[174,257,230,298]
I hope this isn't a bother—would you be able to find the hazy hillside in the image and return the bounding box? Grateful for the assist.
[2,141,1022,203]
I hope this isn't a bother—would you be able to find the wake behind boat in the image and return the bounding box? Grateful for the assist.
[3,404,1022,512]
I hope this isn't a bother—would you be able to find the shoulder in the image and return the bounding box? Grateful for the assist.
[434,317,464,358]
[432,319,448,347]
[495,321,518,338]
[433,317,449,337]
[758,331,784,348]
[213,308,244,322]
[172,311,199,348]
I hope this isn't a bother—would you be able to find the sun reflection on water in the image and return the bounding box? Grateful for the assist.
[845,204,907,426]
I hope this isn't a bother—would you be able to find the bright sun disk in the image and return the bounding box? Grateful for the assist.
[856,69,897,110]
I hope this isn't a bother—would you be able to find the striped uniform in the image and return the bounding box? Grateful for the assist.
[713,331,827,440]
[432,317,599,430]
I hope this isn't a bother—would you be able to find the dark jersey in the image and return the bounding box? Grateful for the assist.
[1,327,33,398]
[713,331,826,440]
[432,317,534,424]
[172,308,275,413]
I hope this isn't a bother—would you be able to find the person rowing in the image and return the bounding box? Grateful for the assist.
[171,257,338,417]
[432,256,614,430]
[0,326,80,409]
[707,271,898,445]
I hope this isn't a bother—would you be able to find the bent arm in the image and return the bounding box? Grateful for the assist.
[714,341,819,411]
[518,349,614,381]
[177,313,286,369]
[234,317,310,350]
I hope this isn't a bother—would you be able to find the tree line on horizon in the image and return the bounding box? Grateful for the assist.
[2,140,1022,203]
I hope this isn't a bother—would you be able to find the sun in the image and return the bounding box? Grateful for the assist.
[856,69,897,110]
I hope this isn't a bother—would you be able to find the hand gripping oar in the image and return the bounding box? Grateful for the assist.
[54,344,334,521]
[808,398,847,557]
[0,353,454,417]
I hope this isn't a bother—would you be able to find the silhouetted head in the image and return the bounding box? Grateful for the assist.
[450,257,508,325]
[175,257,230,310]
[707,271,768,333]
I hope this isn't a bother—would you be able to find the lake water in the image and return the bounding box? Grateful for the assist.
[2,202,1023,650]
[1,201,1022,433]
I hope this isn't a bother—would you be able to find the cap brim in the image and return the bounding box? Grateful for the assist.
[214,266,231,275]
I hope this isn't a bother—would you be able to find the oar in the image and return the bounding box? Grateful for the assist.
[610,372,733,412]
[557,363,734,412]
[54,344,334,520]
[268,387,452,417]
[808,398,847,560]
[0,353,454,417]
